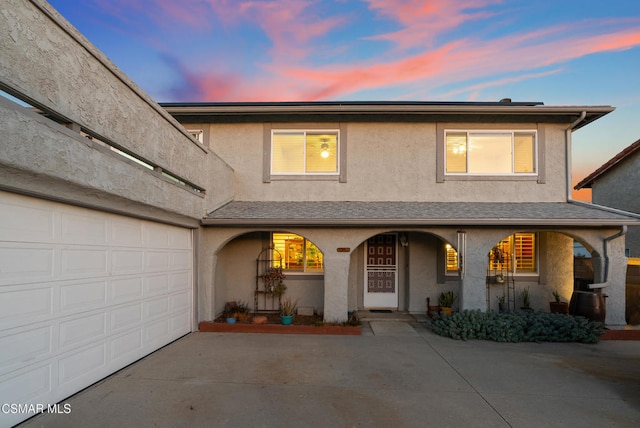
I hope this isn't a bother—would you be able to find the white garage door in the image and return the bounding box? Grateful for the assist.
[0,191,193,427]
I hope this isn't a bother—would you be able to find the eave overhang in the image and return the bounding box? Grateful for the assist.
[202,201,640,228]
[161,101,613,130]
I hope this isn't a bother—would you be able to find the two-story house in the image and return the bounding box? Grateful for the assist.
[163,102,639,325]
[2,2,640,425]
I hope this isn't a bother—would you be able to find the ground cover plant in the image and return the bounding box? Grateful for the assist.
[429,310,605,343]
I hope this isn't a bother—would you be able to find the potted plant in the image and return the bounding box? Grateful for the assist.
[438,291,457,315]
[550,290,569,314]
[497,294,507,313]
[426,297,441,318]
[520,287,532,311]
[280,297,298,325]
[231,301,251,322]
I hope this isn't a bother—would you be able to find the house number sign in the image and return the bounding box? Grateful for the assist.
[336,247,350,252]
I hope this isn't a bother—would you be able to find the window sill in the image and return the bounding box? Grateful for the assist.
[270,175,340,181]
[443,175,538,181]
[283,273,324,280]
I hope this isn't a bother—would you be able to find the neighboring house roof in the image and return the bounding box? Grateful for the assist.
[574,138,640,190]
[162,101,613,130]
[203,201,640,227]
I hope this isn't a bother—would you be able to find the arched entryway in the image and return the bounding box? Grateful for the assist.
[347,230,461,314]
[210,230,326,319]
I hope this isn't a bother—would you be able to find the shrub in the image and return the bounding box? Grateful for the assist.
[429,310,605,343]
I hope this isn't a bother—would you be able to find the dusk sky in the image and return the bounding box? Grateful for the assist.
[47,0,640,201]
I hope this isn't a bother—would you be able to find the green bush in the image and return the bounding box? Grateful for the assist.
[429,310,605,343]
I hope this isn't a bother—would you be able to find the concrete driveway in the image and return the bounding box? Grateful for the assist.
[17,321,640,427]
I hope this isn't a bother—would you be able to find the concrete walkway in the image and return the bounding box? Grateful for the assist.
[18,321,640,427]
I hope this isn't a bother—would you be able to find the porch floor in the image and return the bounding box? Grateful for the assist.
[355,310,427,336]
[355,310,425,323]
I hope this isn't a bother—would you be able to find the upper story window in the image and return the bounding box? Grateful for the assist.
[445,130,536,175]
[271,130,339,175]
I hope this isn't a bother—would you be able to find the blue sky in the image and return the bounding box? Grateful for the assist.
[47,0,640,200]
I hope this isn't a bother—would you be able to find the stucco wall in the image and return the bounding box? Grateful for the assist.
[1,98,204,225]
[591,153,640,213]
[206,121,568,203]
[591,152,640,258]
[1,0,234,217]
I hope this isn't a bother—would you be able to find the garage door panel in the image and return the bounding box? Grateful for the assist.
[0,363,52,405]
[58,343,106,388]
[59,313,106,351]
[0,198,55,243]
[110,329,143,364]
[112,249,144,274]
[60,212,107,245]
[0,246,54,284]
[110,219,144,247]
[145,319,170,347]
[170,271,191,291]
[60,248,108,278]
[144,223,171,248]
[110,276,144,303]
[144,296,170,321]
[169,228,192,249]
[170,291,190,312]
[169,311,191,334]
[170,250,191,270]
[144,250,171,272]
[0,287,53,329]
[0,191,193,426]
[144,273,170,296]
[0,326,52,376]
[60,280,107,313]
[110,303,143,332]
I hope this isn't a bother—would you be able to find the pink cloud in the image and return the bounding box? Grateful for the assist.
[175,21,640,101]
[363,0,503,49]
[140,1,640,102]
[254,23,639,101]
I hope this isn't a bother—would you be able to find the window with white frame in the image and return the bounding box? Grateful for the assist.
[271,130,339,175]
[446,233,537,274]
[445,130,536,175]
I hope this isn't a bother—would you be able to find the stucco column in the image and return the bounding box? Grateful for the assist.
[198,253,217,322]
[460,235,488,311]
[323,251,350,322]
[603,236,628,326]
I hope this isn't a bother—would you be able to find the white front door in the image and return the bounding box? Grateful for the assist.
[364,234,398,308]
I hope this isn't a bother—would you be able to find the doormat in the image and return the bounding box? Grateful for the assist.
[370,309,393,313]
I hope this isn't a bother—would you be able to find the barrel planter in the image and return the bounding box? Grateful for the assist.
[569,291,606,322]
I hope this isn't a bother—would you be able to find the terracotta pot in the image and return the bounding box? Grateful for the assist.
[441,307,452,315]
[549,301,569,314]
